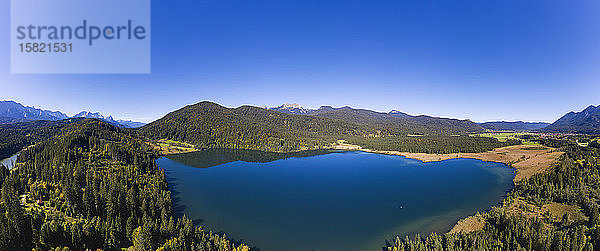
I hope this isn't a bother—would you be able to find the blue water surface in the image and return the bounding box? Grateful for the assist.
[157,150,514,251]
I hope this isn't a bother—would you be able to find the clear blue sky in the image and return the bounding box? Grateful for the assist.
[1,0,599,123]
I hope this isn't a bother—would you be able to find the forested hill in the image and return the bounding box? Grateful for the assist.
[0,118,86,159]
[0,100,68,121]
[0,118,248,250]
[137,101,486,152]
[138,101,375,152]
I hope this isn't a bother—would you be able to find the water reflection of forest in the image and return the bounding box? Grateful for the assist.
[166,148,340,168]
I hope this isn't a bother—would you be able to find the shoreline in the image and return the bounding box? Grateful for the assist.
[157,140,564,238]
[332,142,564,234]
[155,140,563,183]
[332,143,563,182]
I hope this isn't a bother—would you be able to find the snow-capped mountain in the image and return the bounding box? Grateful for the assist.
[73,111,115,122]
[73,111,146,128]
[0,101,148,128]
[0,100,68,121]
[268,103,413,119]
[269,103,314,114]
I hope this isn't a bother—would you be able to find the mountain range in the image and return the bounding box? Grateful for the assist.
[478,121,550,131]
[0,101,146,128]
[269,103,479,132]
[0,100,68,121]
[138,101,486,151]
[2,100,599,134]
[269,103,600,134]
[541,105,600,134]
[72,111,146,128]
[269,103,410,117]
[269,103,314,114]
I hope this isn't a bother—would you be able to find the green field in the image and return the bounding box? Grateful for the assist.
[473,132,540,145]
[156,139,197,153]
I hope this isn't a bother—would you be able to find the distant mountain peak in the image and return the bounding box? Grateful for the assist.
[581,105,600,115]
[73,111,115,122]
[541,104,600,134]
[73,111,146,128]
[281,103,302,109]
[270,103,313,114]
[0,101,143,128]
[116,119,147,128]
[388,109,411,118]
[0,100,68,121]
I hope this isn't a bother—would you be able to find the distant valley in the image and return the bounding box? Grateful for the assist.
[478,121,551,132]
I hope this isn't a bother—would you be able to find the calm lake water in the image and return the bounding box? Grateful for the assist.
[157,149,514,251]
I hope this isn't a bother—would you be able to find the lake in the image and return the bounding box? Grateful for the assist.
[157,149,514,251]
